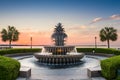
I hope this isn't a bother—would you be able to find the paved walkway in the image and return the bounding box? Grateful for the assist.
[17,68,106,80]
[16,55,107,80]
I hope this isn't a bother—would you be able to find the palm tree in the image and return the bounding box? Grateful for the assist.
[99,27,118,48]
[1,26,20,48]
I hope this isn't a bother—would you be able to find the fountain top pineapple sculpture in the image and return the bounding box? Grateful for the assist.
[51,23,67,46]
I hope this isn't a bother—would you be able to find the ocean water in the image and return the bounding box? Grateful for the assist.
[12,45,120,49]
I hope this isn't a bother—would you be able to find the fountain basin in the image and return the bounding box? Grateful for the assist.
[34,52,84,65]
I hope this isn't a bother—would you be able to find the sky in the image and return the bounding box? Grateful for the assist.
[0,0,120,46]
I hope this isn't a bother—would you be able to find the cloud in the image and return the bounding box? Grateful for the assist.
[69,25,87,30]
[90,14,120,24]
[110,14,120,20]
[91,17,103,24]
[68,25,97,32]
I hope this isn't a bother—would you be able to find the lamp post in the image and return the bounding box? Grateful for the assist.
[30,36,32,49]
[95,36,97,48]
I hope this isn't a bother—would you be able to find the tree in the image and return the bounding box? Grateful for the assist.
[99,27,118,48]
[1,26,20,48]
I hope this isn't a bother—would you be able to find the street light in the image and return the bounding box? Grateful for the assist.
[95,36,97,48]
[30,36,32,49]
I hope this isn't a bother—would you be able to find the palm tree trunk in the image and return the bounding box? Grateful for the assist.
[9,40,12,48]
[107,39,110,48]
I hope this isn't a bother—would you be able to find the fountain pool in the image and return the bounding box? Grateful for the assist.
[17,55,107,80]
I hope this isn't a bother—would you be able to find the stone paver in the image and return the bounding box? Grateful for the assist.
[17,68,106,80]
[16,77,27,80]
[92,77,106,80]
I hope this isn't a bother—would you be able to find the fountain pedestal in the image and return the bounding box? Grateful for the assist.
[44,46,75,55]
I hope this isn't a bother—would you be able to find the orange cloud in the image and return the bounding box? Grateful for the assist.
[68,25,87,31]
[0,31,52,45]
[0,30,95,45]
[0,27,119,46]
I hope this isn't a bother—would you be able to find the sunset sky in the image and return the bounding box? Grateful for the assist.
[0,0,120,46]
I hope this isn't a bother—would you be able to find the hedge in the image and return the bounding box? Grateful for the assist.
[77,48,120,55]
[0,48,41,55]
[101,55,120,80]
[116,76,120,80]
[0,56,20,80]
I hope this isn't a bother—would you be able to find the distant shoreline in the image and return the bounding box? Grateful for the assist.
[0,44,120,48]
[0,44,106,46]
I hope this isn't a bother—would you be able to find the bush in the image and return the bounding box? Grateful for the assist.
[77,48,120,55]
[101,55,120,80]
[115,76,120,80]
[113,50,120,55]
[94,48,115,54]
[77,48,94,52]
[0,48,41,55]
[0,56,20,80]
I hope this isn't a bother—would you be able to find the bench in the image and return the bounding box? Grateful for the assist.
[19,67,31,78]
[87,67,101,77]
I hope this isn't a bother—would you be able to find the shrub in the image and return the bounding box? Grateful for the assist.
[101,55,120,80]
[113,50,120,55]
[77,48,120,55]
[0,48,41,55]
[77,48,94,52]
[115,76,120,80]
[94,48,115,54]
[0,56,20,80]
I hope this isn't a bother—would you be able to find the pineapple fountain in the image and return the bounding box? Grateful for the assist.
[34,23,84,66]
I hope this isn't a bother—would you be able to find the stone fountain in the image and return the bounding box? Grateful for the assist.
[34,23,84,65]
